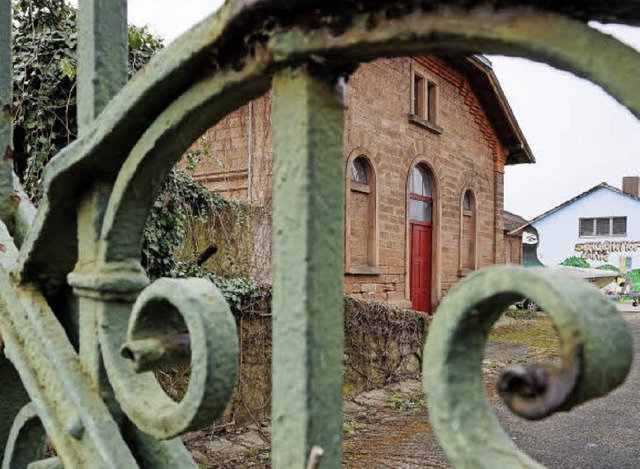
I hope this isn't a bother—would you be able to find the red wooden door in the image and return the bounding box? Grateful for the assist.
[410,223,432,313]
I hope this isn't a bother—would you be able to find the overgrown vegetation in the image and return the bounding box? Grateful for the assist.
[143,168,261,311]
[12,0,162,199]
[343,297,428,395]
[12,0,260,310]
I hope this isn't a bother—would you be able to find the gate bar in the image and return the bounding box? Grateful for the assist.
[271,66,345,468]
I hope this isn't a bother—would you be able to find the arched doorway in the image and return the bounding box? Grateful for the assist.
[409,164,433,313]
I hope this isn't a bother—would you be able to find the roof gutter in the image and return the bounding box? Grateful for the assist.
[467,56,535,165]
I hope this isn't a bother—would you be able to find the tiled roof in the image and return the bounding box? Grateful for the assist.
[503,210,528,232]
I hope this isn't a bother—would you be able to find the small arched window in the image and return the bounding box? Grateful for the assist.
[410,165,432,197]
[409,165,432,223]
[460,189,476,272]
[346,156,377,271]
[463,191,472,211]
[350,158,369,184]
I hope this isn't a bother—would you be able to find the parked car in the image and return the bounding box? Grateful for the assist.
[514,298,539,312]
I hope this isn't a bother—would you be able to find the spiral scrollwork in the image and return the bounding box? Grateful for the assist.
[2,404,47,469]
[99,278,239,439]
[423,265,633,467]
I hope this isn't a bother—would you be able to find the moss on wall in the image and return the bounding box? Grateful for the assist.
[178,202,256,278]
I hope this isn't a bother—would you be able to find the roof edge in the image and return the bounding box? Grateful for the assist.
[466,56,535,166]
[515,182,640,232]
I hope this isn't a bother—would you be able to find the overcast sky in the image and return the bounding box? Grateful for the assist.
[81,1,640,220]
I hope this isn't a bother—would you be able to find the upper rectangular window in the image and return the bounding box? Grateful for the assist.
[427,81,437,123]
[413,74,425,118]
[412,73,437,124]
[410,69,441,133]
[579,217,627,237]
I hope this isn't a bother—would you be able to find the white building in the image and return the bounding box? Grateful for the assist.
[520,177,640,274]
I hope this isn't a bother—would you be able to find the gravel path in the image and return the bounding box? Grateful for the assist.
[185,313,640,467]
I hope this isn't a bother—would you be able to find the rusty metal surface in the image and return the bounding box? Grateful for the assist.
[424,266,633,467]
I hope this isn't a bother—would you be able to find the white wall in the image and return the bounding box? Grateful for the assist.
[532,187,640,271]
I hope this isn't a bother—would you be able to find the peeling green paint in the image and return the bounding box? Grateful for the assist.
[424,266,633,467]
[271,66,345,468]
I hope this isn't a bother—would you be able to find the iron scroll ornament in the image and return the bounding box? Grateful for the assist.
[423,266,633,467]
[0,0,637,467]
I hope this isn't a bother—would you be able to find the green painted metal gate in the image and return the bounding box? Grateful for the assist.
[0,1,638,467]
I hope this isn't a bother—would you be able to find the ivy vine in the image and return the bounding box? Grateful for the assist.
[12,0,259,310]
[12,0,163,199]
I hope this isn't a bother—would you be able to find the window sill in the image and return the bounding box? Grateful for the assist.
[346,265,382,276]
[350,181,371,194]
[457,268,474,278]
[579,234,627,239]
[408,114,443,134]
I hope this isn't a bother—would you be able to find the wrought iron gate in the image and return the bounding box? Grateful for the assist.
[0,0,638,467]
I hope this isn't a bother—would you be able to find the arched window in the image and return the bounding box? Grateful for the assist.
[346,156,377,271]
[460,189,476,272]
[409,165,432,223]
[350,158,368,183]
[463,191,472,211]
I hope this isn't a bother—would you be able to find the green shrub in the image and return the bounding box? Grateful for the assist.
[560,256,591,268]
[173,262,264,311]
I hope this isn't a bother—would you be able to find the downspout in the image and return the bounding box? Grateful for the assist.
[247,99,253,203]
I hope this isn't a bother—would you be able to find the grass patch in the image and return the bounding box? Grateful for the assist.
[490,317,561,361]
[344,421,369,435]
[382,392,427,412]
[504,308,538,320]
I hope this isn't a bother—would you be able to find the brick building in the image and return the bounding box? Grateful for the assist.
[504,210,528,265]
[189,55,534,313]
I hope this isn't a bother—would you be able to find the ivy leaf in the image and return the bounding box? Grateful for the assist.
[59,57,75,80]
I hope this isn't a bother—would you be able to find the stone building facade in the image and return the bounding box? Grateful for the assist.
[188,55,533,313]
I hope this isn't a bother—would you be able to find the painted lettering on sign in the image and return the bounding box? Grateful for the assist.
[574,241,640,262]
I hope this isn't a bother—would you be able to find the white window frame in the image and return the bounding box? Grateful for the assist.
[579,216,627,238]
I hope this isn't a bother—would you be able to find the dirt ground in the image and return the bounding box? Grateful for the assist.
[183,314,556,468]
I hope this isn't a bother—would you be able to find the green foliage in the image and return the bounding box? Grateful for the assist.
[343,421,368,435]
[12,0,78,198]
[11,0,164,200]
[142,168,245,277]
[143,170,259,310]
[596,264,620,272]
[382,392,427,411]
[560,256,591,268]
[127,25,163,77]
[173,262,260,312]
[384,393,405,410]
[629,269,640,292]
[13,1,257,310]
